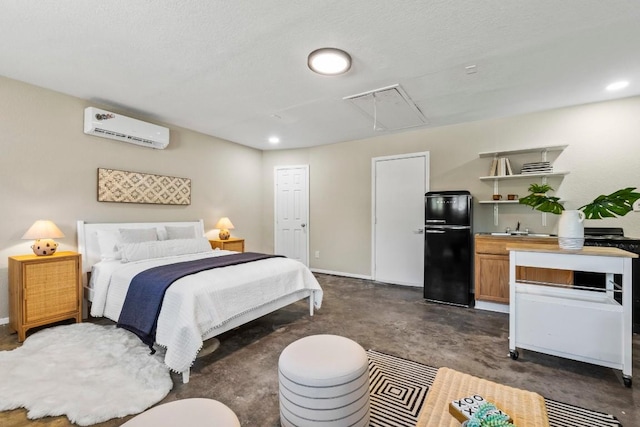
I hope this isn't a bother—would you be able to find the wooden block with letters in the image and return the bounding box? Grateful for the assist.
[449,394,512,424]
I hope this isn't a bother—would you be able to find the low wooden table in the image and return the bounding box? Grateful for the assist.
[416,367,549,427]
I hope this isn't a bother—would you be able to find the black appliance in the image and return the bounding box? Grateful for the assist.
[423,190,473,306]
[576,227,640,333]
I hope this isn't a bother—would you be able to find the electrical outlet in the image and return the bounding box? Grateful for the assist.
[315,250,320,258]
[634,199,640,212]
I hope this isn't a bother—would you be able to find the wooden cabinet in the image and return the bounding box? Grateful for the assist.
[476,253,511,303]
[474,235,572,307]
[209,237,245,252]
[8,251,82,342]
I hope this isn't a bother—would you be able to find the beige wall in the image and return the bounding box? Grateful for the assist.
[263,96,640,277]
[0,76,264,321]
[2,74,640,321]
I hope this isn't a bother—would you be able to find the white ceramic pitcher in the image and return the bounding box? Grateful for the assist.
[558,209,586,250]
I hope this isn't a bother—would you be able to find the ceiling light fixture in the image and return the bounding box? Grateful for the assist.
[268,136,280,144]
[308,48,351,75]
[606,80,629,91]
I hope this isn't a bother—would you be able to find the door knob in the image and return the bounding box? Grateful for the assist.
[301,223,306,228]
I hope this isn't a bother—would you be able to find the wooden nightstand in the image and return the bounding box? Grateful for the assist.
[8,251,82,342]
[209,237,245,253]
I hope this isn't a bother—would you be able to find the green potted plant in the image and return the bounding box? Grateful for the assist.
[519,184,640,218]
[519,184,640,249]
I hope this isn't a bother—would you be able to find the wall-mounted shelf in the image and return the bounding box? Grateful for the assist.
[478,200,521,204]
[479,145,569,225]
[478,145,568,158]
[479,171,569,181]
[479,199,565,205]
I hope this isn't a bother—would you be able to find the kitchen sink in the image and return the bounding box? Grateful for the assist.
[489,232,552,237]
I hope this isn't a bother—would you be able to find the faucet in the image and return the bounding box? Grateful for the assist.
[505,222,528,234]
[512,222,530,235]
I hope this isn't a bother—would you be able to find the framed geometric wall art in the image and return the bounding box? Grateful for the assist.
[97,168,191,205]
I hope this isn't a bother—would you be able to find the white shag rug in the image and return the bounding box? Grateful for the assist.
[0,323,173,425]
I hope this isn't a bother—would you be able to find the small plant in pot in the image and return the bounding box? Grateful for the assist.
[519,184,640,249]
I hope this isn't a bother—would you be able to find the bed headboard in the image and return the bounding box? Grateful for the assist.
[77,219,205,287]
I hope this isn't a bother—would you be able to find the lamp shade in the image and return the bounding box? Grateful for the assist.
[22,220,65,239]
[215,217,235,230]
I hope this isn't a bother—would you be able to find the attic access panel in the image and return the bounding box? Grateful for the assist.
[344,84,428,131]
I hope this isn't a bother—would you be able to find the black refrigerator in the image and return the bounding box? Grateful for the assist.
[424,190,473,306]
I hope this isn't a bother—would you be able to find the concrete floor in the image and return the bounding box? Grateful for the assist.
[1,273,638,426]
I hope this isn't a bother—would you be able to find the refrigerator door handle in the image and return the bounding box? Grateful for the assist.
[425,225,470,230]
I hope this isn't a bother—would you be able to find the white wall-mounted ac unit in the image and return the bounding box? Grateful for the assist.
[83,107,170,149]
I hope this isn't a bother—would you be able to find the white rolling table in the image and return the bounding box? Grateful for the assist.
[507,244,637,387]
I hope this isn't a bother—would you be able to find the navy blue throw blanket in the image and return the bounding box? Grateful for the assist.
[117,252,284,350]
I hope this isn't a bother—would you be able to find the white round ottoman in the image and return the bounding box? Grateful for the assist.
[121,398,240,427]
[278,334,370,427]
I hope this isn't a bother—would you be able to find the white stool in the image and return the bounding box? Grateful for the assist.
[121,398,240,427]
[278,334,370,427]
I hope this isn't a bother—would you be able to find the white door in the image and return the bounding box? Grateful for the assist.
[372,152,429,286]
[275,165,309,265]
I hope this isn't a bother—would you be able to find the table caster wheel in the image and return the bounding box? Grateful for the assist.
[509,350,519,360]
[623,376,632,388]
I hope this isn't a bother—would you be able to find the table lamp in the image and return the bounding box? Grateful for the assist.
[215,217,234,240]
[22,220,65,256]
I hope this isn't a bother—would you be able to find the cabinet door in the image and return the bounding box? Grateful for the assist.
[24,259,78,323]
[224,240,244,252]
[475,254,510,303]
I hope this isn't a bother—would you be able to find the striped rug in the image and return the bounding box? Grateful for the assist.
[367,350,622,427]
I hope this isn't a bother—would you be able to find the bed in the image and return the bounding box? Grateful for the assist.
[77,220,322,383]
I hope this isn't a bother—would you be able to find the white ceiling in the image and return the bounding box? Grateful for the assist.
[1,1,639,150]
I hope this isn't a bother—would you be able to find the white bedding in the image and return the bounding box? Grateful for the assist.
[89,250,323,373]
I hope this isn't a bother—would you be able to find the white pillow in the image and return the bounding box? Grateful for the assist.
[165,225,197,240]
[157,227,168,241]
[120,237,213,263]
[95,230,122,261]
[119,228,158,244]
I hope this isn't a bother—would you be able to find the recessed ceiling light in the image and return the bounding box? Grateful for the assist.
[606,80,629,91]
[268,136,280,144]
[465,65,477,74]
[308,48,351,75]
